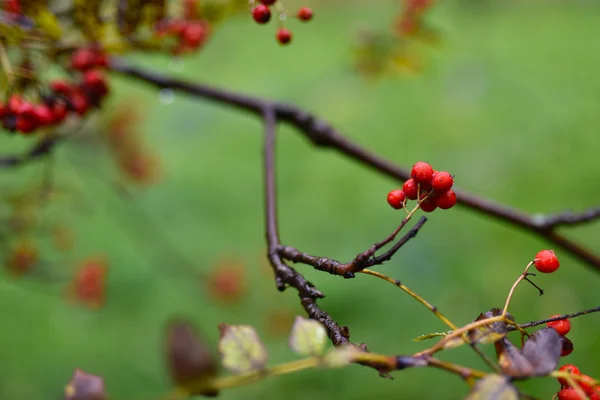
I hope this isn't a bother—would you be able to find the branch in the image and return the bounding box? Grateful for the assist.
[0,133,61,168]
[109,58,600,273]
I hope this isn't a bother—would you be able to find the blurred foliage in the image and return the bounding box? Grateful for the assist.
[1,0,600,399]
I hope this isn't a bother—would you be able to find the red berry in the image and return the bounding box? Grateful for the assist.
[0,101,6,118]
[591,387,600,400]
[8,94,22,114]
[71,48,96,71]
[558,364,581,387]
[16,117,37,134]
[182,22,206,48]
[34,104,54,126]
[51,102,68,123]
[259,0,276,4]
[276,28,292,45]
[17,101,37,120]
[50,80,72,96]
[5,0,21,14]
[557,388,586,400]
[534,249,560,273]
[387,189,406,210]
[547,315,571,336]
[83,70,109,98]
[411,161,434,184]
[432,171,454,192]
[69,91,89,116]
[297,7,313,21]
[252,4,271,24]
[577,375,596,393]
[95,52,109,68]
[435,189,457,210]
[560,336,573,357]
[402,179,419,200]
[420,197,437,213]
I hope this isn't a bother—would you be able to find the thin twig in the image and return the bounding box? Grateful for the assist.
[109,58,600,273]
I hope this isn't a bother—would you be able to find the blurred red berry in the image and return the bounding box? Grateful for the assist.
[534,249,560,273]
[69,91,90,115]
[259,0,276,4]
[8,94,22,114]
[547,315,571,336]
[557,364,581,387]
[34,104,54,126]
[276,28,292,45]
[252,4,271,24]
[387,189,406,210]
[557,388,586,400]
[411,161,434,184]
[51,102,68,123]
[16,117,37,133]
[182,22,207,48]
[83,70,109,98]
[71,48,97,71]
[297,7,313,21]
[5,241,39,275]
[51,80,73,96]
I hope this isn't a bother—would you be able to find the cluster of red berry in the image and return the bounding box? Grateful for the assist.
[556,364,600,400]
[155,19,210,54]
[387,161,457,212]
[251,0,313,45]
[0,48,109,135]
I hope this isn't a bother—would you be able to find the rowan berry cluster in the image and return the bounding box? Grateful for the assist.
[387,161,457,212]
[154,19,210,54]
[556,364,600,400]
[250,0,313,45]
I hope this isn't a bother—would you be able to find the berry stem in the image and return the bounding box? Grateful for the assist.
[502,261,534,316]
[0,41,14,85]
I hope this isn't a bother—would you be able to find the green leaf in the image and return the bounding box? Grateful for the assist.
[465,375,518,400]
[218,323,268,374]
[288,316,328,357]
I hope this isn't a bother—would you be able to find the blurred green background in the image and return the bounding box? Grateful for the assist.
[1,0,600,399]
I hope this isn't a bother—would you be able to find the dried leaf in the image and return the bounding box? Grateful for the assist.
[498,328,561,379]
[218,323,268,374]
[441,309,510,350]
[64,369,106,400]
[288,316,328,357]
[322,346,358,368]
[166,319,219,397]
[464,374,518,400]
[521,328,562,376]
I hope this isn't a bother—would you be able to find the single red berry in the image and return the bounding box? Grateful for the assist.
[181,22,206,48]
[534,249,560,273]
[411,161,434,184]
[435,189,457,210]
[259,0,276,4]
[83,70,109,98]
[70,49,96,71]
[577,375,596,393]
[402,179,419,200]
[50,80,73,96]
[17,101,37,120]
[590,387,600,400]
[297,7,313,21]
[34,104,54,126]
[8,94,22,114]
[69,91,89,116]
[560,336,573,357]
[51,102,68,123]
[558,364,581,387]
[276,28,292,45]
[547,315,571,336]
[252,4,271,24]
[432,171,454,192]
[420,197,437,213]
[16,117,37,134]
[94,52,109,68]
[557,388,586,400]
[387,189,406,210]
